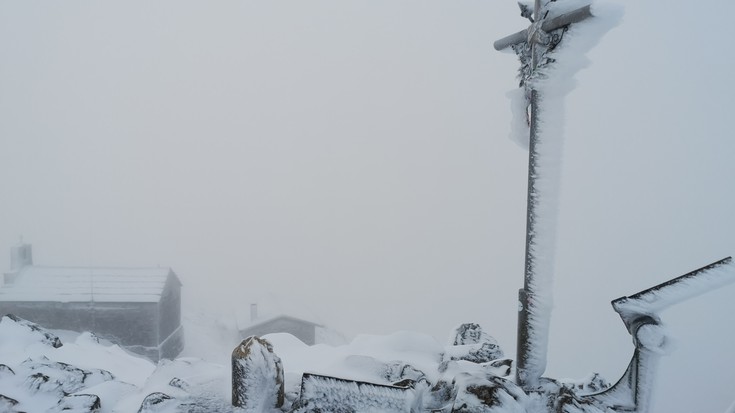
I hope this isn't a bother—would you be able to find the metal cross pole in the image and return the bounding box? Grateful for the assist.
[494,1,593,390]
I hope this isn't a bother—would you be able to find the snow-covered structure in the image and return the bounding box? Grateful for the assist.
[240,315,322,346]
[237,303,325,345]
[0,244,183,361]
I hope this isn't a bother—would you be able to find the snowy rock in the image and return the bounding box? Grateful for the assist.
[84,368,116,388]
[486,358,513,378]
[450,375,527,413]
[48,394,101,413]
[0,394,20,413]
[425,379,457,411]
[231,336,285,410]
[76,380,138,412]
[564,372,609,394]
[384,361,427,386]
[526,378,566,413]
[444,324,504,364]
[137,392,178,413]
[439,358,513,383]
[79,331,101,344]
[2,314,62,348]
[168,377,190,391]
[0,364,15,378]
[450,324,492,346]
[443,342,505,365]
[21,358,114,395]
[25,371,64,395]
[556,387,608,413]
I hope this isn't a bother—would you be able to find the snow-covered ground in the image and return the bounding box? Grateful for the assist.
[1,313,619,413]
[0,313,483,412]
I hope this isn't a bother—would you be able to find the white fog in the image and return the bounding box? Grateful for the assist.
[1,1,734,412]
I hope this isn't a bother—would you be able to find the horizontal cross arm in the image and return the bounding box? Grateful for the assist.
[493,4,592,51]
[612,257,735,328]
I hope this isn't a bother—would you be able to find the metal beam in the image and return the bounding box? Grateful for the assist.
[494,5,592,51]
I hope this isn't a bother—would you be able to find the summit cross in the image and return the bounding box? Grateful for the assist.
[494,0,593,390]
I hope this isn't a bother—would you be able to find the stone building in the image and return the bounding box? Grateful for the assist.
[238,304,323,345]
[0,243,183,361]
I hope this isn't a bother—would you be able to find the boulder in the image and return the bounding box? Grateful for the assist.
[451,375,527,413]
[137,392,177,413]
[48,394,101,413]
[0,364,15,379]
[0,394,20,413]
[450,323,491,346]
[384,362,427,385]
[21,358,114,395]
[445,324,504,364]
[3,314,62,348]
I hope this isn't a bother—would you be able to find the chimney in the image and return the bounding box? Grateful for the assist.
[10,243,32,272]
[250,303,258,323]
[5,243,32,285]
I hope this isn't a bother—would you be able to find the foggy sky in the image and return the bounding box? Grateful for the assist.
[1,1,734,412]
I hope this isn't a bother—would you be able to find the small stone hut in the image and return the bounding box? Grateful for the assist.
[240,315,322,345]
[239,304,322,345]
[0,244,183,361]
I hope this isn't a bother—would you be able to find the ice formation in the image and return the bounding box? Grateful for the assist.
[505,0,622,386]
[613,258,735,324]
[294,373,414,413]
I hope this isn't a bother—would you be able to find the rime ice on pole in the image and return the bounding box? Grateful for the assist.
[496,0,622,388]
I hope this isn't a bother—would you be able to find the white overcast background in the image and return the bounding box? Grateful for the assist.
[1,1,734,412]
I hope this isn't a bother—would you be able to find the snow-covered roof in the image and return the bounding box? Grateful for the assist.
[233,292,323,331]
[240,314,323,332]
[0,266,176,303]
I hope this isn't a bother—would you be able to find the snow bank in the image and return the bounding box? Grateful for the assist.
[262,329,445,404]
[1,314,631,412]
[0,315,232,412]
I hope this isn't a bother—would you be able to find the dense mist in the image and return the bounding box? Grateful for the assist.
[1,1,734,412]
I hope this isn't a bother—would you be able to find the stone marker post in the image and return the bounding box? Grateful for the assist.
[232,336,285,410]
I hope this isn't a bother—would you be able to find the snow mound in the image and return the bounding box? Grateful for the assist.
[0,315,231,413]
[0,315,620,412]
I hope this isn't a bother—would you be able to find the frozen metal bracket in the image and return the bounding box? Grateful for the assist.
[577,257,735,412]
[293,373,415,413]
